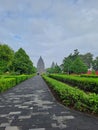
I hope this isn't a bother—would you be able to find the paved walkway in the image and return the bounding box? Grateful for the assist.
[0,76,98,130]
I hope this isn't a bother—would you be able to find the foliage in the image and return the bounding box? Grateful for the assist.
[0,44,36,74]
[62,55,73,74]
[0,74,34,93]
[47,63,62,74]
[79,53,93,68]
[93,57,98,71]
[70,57,88,74]
[12,48,35,74]
[48,74,98,94]
[80,74,98,78]
[51,62,55,68]
[0,44,14,74]
[62,49,87,74]
[42,75,98,114]
[0,78,16,92]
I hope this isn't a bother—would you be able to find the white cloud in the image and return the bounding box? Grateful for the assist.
[0,0,98,67]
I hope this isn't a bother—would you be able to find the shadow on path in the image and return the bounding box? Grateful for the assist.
[0,75,98,130]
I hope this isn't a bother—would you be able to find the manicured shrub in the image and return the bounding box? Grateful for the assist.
[42,75,98,114]
[0,74,35,93]
[4,74,34,84]
[0,78,16,92]
[80,74,98,78]
[48,74,98,94]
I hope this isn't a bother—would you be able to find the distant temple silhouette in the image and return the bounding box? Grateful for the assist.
[37,56,45,74]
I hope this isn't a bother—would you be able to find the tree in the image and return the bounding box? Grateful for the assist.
[79,53,93,68]
[71,57,88,74]
[63,56,73,74]
[47,62,61,74]
[73,49,79,60]
[62,49,89,74]
[0,44,14,73]
[62,49,80,74]
[51,62,55,68]
[93,57,98,71]
[13,48,35,74]
[53,63,62,73]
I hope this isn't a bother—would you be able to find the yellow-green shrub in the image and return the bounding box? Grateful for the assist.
[49,74,98,94]
[43,75,98,114]
[0,78,16,92]
[0,74,35,92]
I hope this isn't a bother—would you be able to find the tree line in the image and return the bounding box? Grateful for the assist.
[0,44,36,74]
[47,49,98,74]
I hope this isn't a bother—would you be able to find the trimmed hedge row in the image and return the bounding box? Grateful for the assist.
[80,74,98,78]
[42,75,98,114]
[48,74,98,94]
[0,78,16,92]
[0,74,34,92]
[4,75,33,84]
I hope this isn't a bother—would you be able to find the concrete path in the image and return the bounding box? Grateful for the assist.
[0,76,98,130]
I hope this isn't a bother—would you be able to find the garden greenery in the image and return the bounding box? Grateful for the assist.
[48,74,98,94]
[0,74,34,92]
[42,75,98,114]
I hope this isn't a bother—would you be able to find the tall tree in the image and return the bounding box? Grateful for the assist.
[51,62,55,68]
[0,44,14,73]
[53,63,62,73]
[93,57,98,71]
[63,56,73,74]
[13,48,35,74]
[72,49,79,60]
[71,57,88,74]
[62,49,89,74]
[62,49,80,74]
[79,53,93,68]
[47,63,61,73]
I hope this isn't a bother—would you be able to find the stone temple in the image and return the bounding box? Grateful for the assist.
[37,56,45,74]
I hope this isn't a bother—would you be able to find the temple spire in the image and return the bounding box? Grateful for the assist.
[37,56,45,74]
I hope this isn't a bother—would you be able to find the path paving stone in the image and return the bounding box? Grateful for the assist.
[0,75,98,130]
[5,126,19,130]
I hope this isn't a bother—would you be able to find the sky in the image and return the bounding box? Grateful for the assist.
[0,0,98,68]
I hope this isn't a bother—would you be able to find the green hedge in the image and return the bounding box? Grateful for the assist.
[80,74,98,78]
[0,74,35,92]
[3,74,34,84]
[48,74,98,94]
[42,75,98,114]
[6,75,33,84]
[0,78,16,92]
